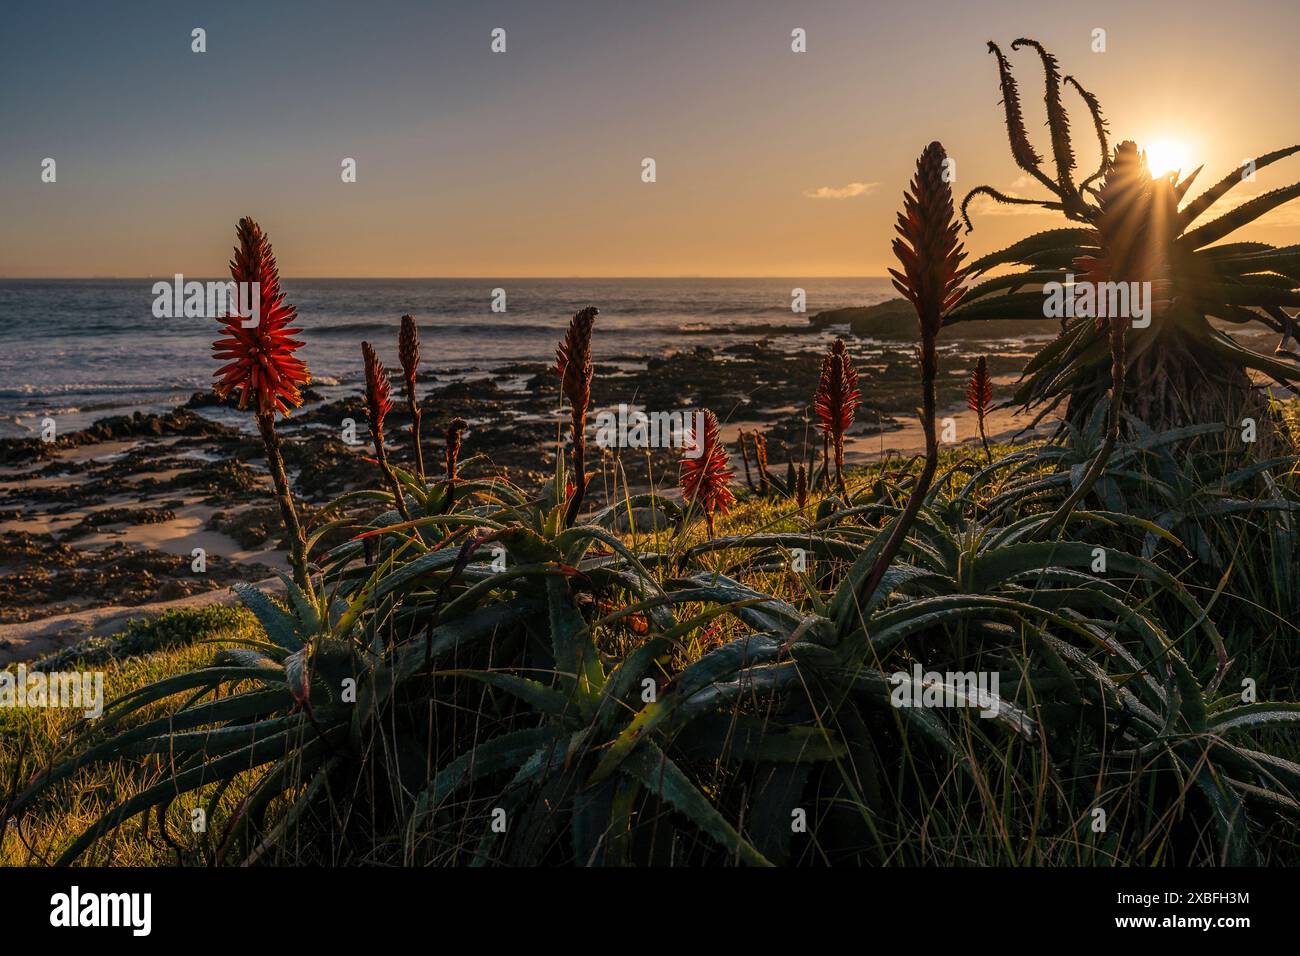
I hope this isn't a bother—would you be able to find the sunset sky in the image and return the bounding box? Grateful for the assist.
[3,0,1299,278]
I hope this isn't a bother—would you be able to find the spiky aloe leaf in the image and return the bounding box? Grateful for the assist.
[1180,182,1300,250]
[1192,763,1256,866]
[1208,703,1300,733]
[1178,145,1300,229]
[595,636,670,736]
[414,726,565,815]
[588,633,782,784]
[674,714,847,763]
[7,688,292,817]
[1065,74,1108,190]
[439,669,575,719]
[621,740,772,866]
[985,41,1047,183]
[234,582,304,652]
[967,228,1096,275]
[56,725,343,864]
[546,575,605,708]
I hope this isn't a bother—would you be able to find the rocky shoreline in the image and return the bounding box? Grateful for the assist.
[0,306,1056,654]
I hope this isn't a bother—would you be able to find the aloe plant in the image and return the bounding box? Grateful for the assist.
[957,39,1300,446]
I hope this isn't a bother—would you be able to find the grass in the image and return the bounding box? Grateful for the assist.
[1,606,262,865]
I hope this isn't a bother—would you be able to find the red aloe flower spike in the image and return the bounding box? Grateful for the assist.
[967,355,993,463]
[363,341,410,522]
[862,142,969,607]
[213,218,311,417]
[440,416,468,515]
[888,142,971,341]
[738,430,756,491]
[813,337,860,498]
[753,431,770,494]
[398,314,426,480]
[555,307,598,526]
[211,217,310,591]
[679,408,735,538]
[446,417,468,480]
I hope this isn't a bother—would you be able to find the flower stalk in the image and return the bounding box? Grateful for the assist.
[446,417,467,481]
[255,410,310,592]
[398,314,426,480]
[861,142,968,606]
[211,217,311,591]
[680,408,735,538]
[556,307,598,526]
[363,341,411,522]
[739,431,756,491]
[814,338,860,498]
[967,355,993,463]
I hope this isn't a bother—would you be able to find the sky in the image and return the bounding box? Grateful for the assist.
[2,0,1299,278]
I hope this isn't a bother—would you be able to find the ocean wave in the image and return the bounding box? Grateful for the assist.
[0,381,201,400]
[310,321,563,338]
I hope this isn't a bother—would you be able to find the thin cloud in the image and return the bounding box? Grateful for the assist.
[803,182,879,200]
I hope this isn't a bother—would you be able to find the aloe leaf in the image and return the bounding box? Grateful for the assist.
[8,688,292,816]
[966,229,1096,275]
[439,669,575,719]
[546,575,605,707]
[621,740,772,866]
[56,726,342,864]
[1181,181,1300,250]
[234,582,304,653]
[673,713,847,763]
[413,725,564,815]
[1208,703,1300,734]
[589,633,782,784]
[1191,763,1256,866]
[1179,146,1300,229]
[596,636,670,736]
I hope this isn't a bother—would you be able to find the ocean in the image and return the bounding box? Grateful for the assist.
[0,278,896,437]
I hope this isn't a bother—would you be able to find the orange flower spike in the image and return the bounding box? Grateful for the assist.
[398,314,426,479]
[967,355,992,417]
[888,141,970,339]
[212,217,310,416]
[813,337,860,496]
[679,408,735,537]
[362,341,409,521]
[967,355,993,463]
[555,306,599,526]
[362,341,393,447]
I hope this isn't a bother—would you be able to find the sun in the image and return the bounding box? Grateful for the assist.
[1143,138,1193,179]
